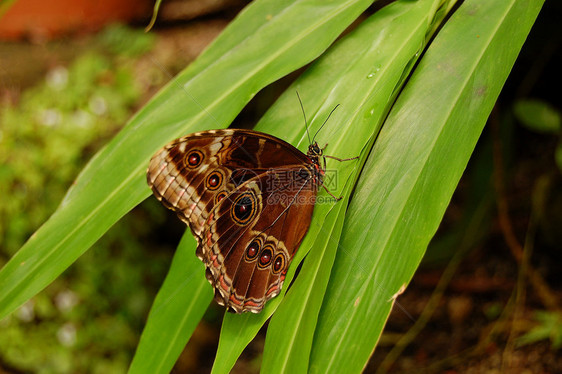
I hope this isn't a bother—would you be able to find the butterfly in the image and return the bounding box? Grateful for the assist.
[146,110,355,313]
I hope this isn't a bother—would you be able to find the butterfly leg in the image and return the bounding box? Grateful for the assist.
[321,143,360,162]
[325,155,360,162]
[323,185,342,201]
[320,144,358,201]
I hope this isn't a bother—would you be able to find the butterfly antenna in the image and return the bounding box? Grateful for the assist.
[313,104,340,143]
[297,91,313,145]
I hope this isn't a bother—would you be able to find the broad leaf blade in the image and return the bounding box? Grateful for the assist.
[310,0,545,372]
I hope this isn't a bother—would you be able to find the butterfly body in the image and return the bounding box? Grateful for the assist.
[147,129,325,313]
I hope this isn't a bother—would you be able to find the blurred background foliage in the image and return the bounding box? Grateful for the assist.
[0,0,561,373]
[0,25,176,373]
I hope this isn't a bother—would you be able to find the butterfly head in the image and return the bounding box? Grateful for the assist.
[307,142,325,178]
[309,142,322,155]
[307,142,322,161]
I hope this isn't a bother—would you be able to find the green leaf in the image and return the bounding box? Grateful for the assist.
[0,0,375,321]
[514,99,562,133]
[518,311,562,350]
[309,0,545,372]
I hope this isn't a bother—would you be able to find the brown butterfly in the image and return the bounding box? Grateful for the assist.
[147,119,355,313]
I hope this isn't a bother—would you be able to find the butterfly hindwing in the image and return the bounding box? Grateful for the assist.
[201,166,317,313]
